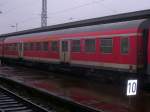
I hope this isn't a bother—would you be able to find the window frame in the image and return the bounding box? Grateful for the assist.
[84,38,96,53]
[51,41,59,52]
[24,43,27,51]
[13,43,17,51]
[43,42,48,51]
[30,43,34,51]
[71,39,81,52]
[6,44,11,51]
[100,38,113,54]
[32,42,36,51]
[6,43,16,51]
[35,42,41,51]
[120,37,129,54]
[26,43,30,51]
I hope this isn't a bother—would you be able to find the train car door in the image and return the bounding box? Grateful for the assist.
[60,40,70,63]
[18,43,23,58]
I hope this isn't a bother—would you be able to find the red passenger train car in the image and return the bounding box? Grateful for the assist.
[1,10,150,80]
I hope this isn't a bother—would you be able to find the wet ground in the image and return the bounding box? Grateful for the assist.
[0,65,149,112]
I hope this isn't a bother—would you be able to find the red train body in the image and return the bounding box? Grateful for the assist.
[0,17,150,77]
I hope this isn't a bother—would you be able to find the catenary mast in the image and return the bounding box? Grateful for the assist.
[41,0,47,27]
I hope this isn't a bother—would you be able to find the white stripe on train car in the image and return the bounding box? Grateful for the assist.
[71,60,137,70]
[61,33,142,40]
[24,56,60,63]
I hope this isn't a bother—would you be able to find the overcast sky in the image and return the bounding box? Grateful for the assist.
[0,0,149,34]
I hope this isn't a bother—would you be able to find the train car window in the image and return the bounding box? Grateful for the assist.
[12,43,17,51]
[32,43,36,51]
[7,44,14,51]
[30,43,34,50]
[36,42,41,51]
[12,44,14,51]
[101,38,112,53]
[43,42,48,51]
[121,38,129,54]
[27,43,30,51]
[71,40,80,52]
[7,44,10,51]
[9,44,13,51]
[62,41,68,52]
[40,42,43,51]
[28,43,30,50]
[10,44,13,51]
[85,39,96,52]
[11,44,13,51]
[24,43,26,51]
[5,45,7,51]
[14,43,17,51]
[51,41,58,52]
[6,44,9,51]
[9,45,12,51]
[24,43,29,51]
[7,44,11,51]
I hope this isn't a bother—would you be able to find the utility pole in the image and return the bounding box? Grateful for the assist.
[41,0,47,27]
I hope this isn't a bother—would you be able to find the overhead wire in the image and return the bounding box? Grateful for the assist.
[1,0,40,30]
[16,0,119,30]
[17,0,102,27]
[47,0,117,18]
[1,0,39,15]
[2,0,119,31]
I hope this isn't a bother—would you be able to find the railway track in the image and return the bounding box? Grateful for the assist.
[0,75,103,112]
[0,86,48,112]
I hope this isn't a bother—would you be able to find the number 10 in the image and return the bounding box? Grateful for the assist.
[127,80,137,96]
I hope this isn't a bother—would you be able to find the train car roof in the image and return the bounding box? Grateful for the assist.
[1,9,150,38]
[4,19,147,40]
